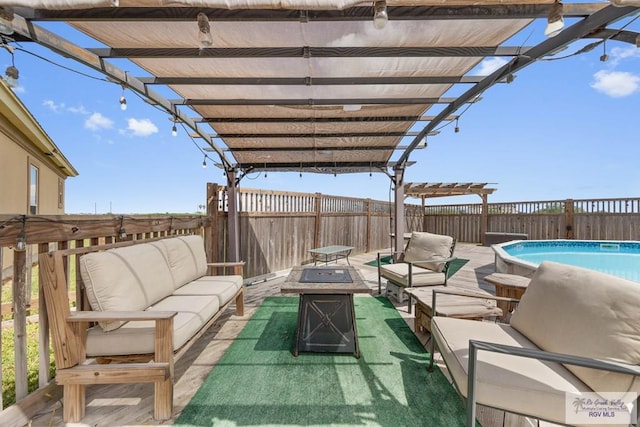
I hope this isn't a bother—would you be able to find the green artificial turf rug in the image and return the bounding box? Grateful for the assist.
[175,296,472,427]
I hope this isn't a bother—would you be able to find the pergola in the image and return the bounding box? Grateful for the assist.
[1,0,639,257]
[404,182,496,244]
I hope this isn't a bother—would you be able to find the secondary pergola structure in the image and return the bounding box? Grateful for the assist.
[404,182,496,244]
[1,0,639,258]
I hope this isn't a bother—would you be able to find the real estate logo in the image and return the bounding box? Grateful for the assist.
[565,392,637,425]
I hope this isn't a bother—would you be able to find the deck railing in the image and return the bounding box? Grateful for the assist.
[1,188,640,424]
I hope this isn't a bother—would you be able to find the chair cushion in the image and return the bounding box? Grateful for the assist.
[510,261,640,398]
[432,317,595,425]
[79,243,175,332]
[403,232,453,272]
[380,262,446,287]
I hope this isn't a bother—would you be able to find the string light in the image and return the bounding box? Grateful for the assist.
[119,83,127,110]
[2,45,18,88]
[454,118,460,133]
[171,124,177,136]
[197,13,213,49]
[599,41,609,62]
[15,215,26,251]
[202,155,207,168]
[373,1,388,30]
[544,1,564,38]
[118,216,126,240]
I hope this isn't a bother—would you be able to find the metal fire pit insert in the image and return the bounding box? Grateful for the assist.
[299,267,353,284]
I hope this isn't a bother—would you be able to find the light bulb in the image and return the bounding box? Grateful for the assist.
[197,13,213,48]
[119,95,127,111]
[4,65,18,88]
[171,124,177,136]
[373,1,388,30]
[15,233,26,251]
[202,159,207,168]
[544,1,564,38]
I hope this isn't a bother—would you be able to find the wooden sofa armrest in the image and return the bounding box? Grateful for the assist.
[431,288,520,307]
[465,340,640,427]
[207,261,245,275]
[67,311,177,323]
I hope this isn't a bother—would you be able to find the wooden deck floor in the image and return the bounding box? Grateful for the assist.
[29,243,538,427]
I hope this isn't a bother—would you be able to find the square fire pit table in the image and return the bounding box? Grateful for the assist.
[281,266,370,358]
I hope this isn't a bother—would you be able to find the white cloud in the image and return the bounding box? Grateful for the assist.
[476,57,508,75]
[84,112,114,131]
[610,46,640,66]
[127,118,158,137]
[590,70,640,97]
[43,99,65,113]
[68,105,89,115]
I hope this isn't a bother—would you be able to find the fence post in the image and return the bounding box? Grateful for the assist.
[12,247,28,401]
[481,194,488,245]
[314,193,322,248]
[565,199,574,239]
[365,198,371,253]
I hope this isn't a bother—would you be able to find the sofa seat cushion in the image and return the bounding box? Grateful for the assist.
[432,316,594,425]
[151,235,208,289]
[380,263,445,287]
[510,261,640,397]
[173,275,243,306]
[80,243,175,332]
[403,232,453,272]
[85,294,220,357]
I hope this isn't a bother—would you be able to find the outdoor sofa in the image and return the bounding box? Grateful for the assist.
[430,261,640,426]
[40,234,245,422]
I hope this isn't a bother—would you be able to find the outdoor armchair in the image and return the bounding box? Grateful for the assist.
[377,231,457,312]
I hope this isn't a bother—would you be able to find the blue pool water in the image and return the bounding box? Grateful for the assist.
[500,240,640,282]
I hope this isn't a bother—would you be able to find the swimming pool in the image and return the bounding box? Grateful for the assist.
[492,240,640,282]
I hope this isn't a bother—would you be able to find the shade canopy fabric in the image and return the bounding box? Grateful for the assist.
[3,1,639,177]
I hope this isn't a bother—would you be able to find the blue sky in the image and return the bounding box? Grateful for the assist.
[5,12,640,214]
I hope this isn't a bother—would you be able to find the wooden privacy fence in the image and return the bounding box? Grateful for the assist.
[208,184,424,279]
[210,186,640,277]
[423,198,640,243]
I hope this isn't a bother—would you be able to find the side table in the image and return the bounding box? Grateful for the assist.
[483,272,531,318]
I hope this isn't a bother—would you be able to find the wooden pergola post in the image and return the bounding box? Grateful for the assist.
[226,169,240,262]
[393,166,405,259]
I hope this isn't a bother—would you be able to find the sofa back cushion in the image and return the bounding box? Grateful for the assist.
[153,235,208,289]
[79,243,175,332]
[403,232,454,272]
[511,261,640,396]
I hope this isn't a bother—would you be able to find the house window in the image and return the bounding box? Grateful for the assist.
[29,164,38,214]
[58,177,64,210]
